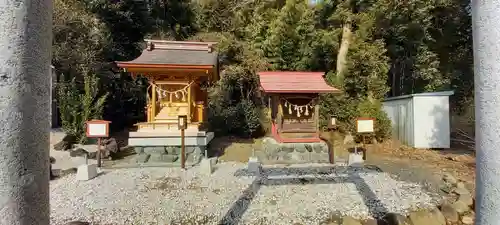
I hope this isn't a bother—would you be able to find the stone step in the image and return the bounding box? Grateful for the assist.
[130,130,207,137]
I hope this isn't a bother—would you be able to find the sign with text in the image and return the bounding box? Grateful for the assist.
[356,118,375,133]
[178,115,188,130]
[327,116,337,129]
[85,120,111,138]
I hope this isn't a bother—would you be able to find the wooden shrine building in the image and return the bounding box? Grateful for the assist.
[258,71,341,143]
[115,40,218,164]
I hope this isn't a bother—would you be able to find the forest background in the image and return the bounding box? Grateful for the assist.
[53,0,473,143]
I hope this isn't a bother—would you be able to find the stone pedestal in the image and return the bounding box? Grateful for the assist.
[76,164,98,181]
[261,137,330,164]
[248,157,262,175]
[131,146,204,166]
[201,158,214,175]
[348,153,364,167]
[125,130,213,167]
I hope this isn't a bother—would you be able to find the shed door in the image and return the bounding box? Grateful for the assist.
[397,105,407,145]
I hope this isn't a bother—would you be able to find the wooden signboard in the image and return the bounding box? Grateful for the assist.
[356,118,375,133]
[355,117,374,161]
[327,116,337,129]
[178,115,188,130]
[85,120,111,167]
[86,120,111,138]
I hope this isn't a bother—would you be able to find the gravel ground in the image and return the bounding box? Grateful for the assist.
[50,162,438,225]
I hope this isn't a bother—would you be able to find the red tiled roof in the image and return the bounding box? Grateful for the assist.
[257,71,341,93]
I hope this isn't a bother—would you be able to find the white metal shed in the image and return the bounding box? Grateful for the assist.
[382,91,454,149]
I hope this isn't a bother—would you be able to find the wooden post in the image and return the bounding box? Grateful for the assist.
[178,114,187,169]
[314,104,320,131]
[329,131,335,164]
[187,81,192,124]
[277,97,283,131]
[362,135,366,160]
[192,82,197,122]
[151,81,156,120]
[180,128,185,169]
[327,116,337,164]
[146,88,151,122]
[97,137,102,167]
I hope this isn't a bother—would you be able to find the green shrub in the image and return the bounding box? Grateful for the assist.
[57,72,109,144]
[356,99,392,142]
[206,71,263,137]
[320,94,391,142]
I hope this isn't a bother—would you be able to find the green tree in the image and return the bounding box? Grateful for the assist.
[261,0,317,70]
[58,72,109,143]
[52,0,474,142]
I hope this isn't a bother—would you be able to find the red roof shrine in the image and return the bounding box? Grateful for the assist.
[257,71,340,93]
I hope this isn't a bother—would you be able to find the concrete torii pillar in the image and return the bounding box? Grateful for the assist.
[0,0,52,224]
[473,0,500,224]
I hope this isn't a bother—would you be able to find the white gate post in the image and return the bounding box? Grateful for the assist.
[472,0,500,224]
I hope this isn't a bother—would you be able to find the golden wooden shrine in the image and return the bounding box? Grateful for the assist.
[115,40,218,165]
[117,40,218,132]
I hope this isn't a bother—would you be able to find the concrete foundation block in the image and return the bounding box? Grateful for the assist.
[134,147,144,154]
[166,146,179,154]
[162,154,178,162]
[201,158,214,175]
[143,146,166,155]
[135,154,150,163]
[310,153,329,163]
[248,157,262,174]
[348,153,364,167]
[76,164,98,181]
[149,153,178,163]
[186,146,203,163]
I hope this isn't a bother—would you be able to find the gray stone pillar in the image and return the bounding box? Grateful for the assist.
[0,0,52,224]
[472,1,500,224]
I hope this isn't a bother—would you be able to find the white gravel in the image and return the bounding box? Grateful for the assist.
[50,162,437,225]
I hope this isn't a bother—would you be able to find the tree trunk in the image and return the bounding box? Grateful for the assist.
[336,21,353,84]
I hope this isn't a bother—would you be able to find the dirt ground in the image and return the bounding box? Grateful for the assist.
[364,141,475,195]
[208,133,476,196]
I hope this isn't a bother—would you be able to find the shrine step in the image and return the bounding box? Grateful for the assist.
[136,122,199,131]
[128,131,215,147]
[279,132,318,139]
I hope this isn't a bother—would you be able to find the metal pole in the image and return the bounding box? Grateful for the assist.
[0,0,52,223]
[473,1,500,224]
[181,128,185,169]
[97,138,101,167]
